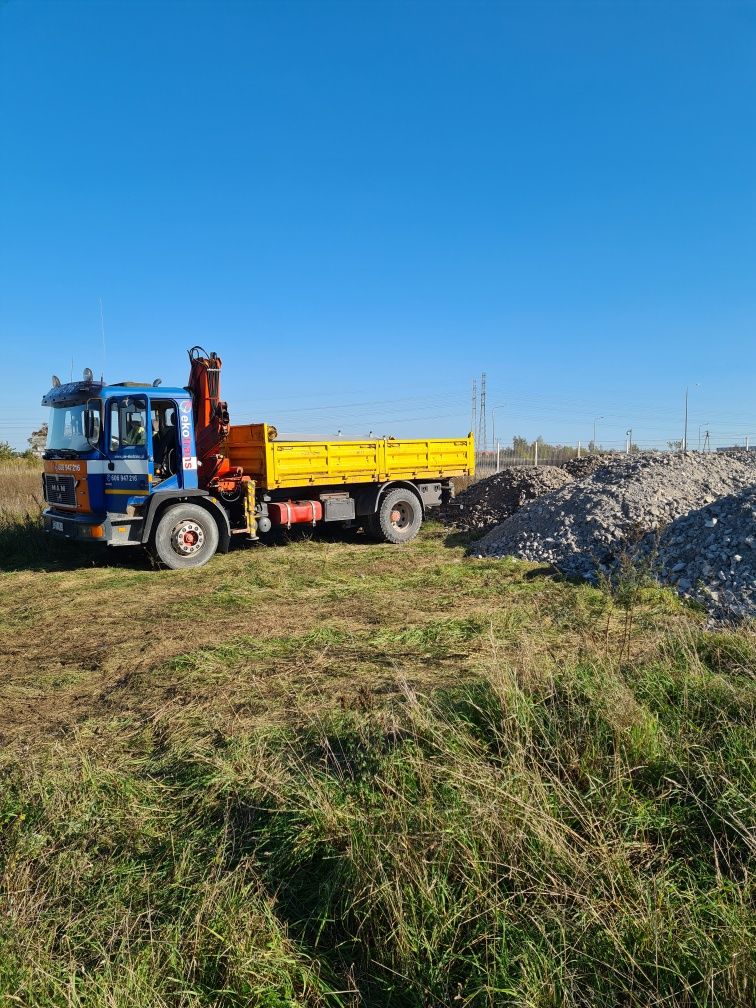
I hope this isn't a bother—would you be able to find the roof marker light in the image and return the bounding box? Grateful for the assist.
[51,375,61,388]
[83,367,94,382]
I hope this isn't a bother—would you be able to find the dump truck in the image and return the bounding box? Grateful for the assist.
[40,348,475,568]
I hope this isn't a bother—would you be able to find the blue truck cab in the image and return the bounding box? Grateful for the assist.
[41,373,230,563]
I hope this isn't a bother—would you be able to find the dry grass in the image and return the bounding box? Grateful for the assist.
[0,459,43,516]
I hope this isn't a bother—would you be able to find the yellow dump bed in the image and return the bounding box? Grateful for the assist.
[227,423,474,490]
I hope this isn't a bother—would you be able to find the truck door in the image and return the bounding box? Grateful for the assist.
[105,395,151,504]
[108,396,150,456]
[150,400,180,486]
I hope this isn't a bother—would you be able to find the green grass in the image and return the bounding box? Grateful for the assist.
[0,503,754,1006]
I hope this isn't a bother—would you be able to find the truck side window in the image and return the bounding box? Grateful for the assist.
[151,402,178,479]
[109,397,148,456]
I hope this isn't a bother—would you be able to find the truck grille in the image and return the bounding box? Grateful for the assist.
[44,474,77,507]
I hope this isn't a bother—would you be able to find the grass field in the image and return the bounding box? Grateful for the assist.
[0,462,754,1006]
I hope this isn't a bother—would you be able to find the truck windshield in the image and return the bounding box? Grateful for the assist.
[46,402,101,453]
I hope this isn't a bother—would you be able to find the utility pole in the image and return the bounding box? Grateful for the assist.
[479,372,487,455]
[703,430,711,452]
[626,429,632,454]
[577,441,582,459]
[496,440,500,472]
[471,379,477,438]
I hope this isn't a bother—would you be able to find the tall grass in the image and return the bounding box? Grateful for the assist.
[2,628,753,1006]
[0,459,105,570]
[0,460,42,514]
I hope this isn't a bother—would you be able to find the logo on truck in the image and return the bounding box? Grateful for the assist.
[179,400,196,469]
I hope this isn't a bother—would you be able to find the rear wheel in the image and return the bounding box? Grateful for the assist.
[370,488,423,544]
[151,503,219,569]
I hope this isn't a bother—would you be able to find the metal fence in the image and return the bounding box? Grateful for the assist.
[473,451,585,477]
[472,444,753,479]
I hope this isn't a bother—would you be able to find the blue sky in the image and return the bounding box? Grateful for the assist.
[1,0,754,452]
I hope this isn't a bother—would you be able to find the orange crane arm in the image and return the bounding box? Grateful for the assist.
[186,346,231,487]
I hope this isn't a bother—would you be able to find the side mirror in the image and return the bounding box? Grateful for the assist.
[84,400,101,446]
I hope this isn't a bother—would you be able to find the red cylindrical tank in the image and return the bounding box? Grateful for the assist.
[268,500,323,527]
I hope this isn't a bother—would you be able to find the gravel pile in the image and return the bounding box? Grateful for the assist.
[442,466,572,532]
[473,452,756,620]
[642,486,756,621]
[562,454,613,480]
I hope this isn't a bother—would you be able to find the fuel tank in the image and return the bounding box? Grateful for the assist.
[268,500,323,527]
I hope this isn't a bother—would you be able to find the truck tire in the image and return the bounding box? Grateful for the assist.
[151,503,220,569]
[371,487,423,544]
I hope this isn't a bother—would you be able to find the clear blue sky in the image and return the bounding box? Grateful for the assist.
[1,0,754,452]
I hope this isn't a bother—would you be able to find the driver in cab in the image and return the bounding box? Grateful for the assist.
[125,417,146,446]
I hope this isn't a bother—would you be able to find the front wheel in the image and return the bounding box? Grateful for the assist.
[151,503,220,569]
[369,488,423,544]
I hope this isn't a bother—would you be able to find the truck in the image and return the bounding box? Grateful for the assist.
[40,348,475,569]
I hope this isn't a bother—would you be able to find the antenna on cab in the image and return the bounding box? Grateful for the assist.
[99,297,107,383]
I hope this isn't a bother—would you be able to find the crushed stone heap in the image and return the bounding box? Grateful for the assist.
[441,466,573,532]
[561,454,613,480]
[473,452,756,619]
[641,485,756,622]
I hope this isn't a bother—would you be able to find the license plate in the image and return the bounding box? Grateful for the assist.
[52,520,64,532]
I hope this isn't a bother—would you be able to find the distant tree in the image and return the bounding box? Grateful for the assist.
[508,435,524,455]
[667,439,683,452]
[502,434,586,465]
[0,428,47,463]
[27,424,48,458]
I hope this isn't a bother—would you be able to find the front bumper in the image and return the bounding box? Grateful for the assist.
[43,508,106,541]
[43,508,145,546]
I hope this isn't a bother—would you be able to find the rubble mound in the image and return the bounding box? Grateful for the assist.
[473,452,756,619]
[561,454,613,480]
[643,486,756,621]
[442,466,573,532]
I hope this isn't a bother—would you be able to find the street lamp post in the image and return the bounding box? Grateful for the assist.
[626,429,632,454]
[683,384,700,453]
[490,406,505,452]
[491,406,512,472]
[592,416,604,453]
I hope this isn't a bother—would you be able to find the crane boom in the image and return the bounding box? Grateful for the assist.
[186,346,231,487]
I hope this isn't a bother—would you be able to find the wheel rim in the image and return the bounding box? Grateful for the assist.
[170,520,205,557]
[389,501,414,530]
